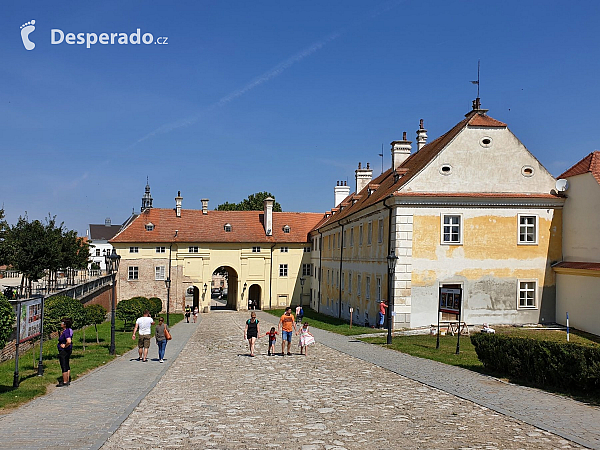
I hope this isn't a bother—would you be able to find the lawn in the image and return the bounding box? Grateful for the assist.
[264,308,383,336]
[0,313,183,411]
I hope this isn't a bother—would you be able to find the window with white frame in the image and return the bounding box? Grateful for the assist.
[279,264,288,277]
[280,246,288,253]
[302,263,311,277]
[378,219,384,243]
[366,276,371,299]
[367,222,372,244]
[304,246,310,253]
[359,225,363,245]
[129,246,139,253]
[128,266,139,280]
[252,246,261,253]
[95,249,100,257]
[357,274,362,296]
[189,246,199,253]
[343,230,347,248]
[336,270,339,288]
[328,235,331,250]
[376,277,381,302]
[350,227,354,247]
[442,214,462,244]
[283,225,290,233]
[518,215,538,244]
[348,271,352,293]
[155,266,166,280]
[333,234,336,249]
[224,223,232,232]
[156,246,166,253]
[518,281,537,308]
[145,223,154,231]
[337,232,341,248]
[327,270,330,285]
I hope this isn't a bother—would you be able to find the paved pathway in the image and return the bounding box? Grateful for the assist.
[0,316,199,450]
[102,311,589,449]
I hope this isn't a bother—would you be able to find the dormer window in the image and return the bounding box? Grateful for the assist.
[145,223,154,231]
[224,223,232,232]
[283,225,290,234]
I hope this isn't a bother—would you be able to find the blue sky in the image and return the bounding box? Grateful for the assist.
[2,1,600,234]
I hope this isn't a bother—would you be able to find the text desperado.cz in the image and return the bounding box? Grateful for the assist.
[51,29,168,48]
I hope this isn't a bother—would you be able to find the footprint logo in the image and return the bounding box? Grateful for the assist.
[20,20,36,50]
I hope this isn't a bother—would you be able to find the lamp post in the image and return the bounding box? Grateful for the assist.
[106,249,121,355]
[386,249,398,345]
[299,277,305,308]
[164,277,171,326]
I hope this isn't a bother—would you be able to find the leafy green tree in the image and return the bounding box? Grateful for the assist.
[148,297,163,317]
[217,192,282,212]
[44,295,86,334]
[0,209,9,266]
[116,298,144,330]
[0,294,15,350]
[85,304,107,344]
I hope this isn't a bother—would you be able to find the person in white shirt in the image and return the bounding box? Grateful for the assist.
[132,310,154,362]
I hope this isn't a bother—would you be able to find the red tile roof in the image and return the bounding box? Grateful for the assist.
[559,151,600,185]
[314,110,516,230]
[110,209,324,244]
[553,261,600,271]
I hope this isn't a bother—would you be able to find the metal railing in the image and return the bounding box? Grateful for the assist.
[48,274,113,302]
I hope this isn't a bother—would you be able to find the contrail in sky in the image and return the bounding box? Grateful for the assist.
[130,0,403,148]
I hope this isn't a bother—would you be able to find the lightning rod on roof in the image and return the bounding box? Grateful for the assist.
[470,59,480,99]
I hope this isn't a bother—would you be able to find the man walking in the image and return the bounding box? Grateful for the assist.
[132,310,154,362]
[278,306,297,356]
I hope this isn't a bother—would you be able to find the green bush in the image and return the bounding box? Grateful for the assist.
[116,298,142,329]
[129,296,150,315]
[44,295,86,333]
[148,297,163,316]
[471,333,600,392]
[0,294,15,349]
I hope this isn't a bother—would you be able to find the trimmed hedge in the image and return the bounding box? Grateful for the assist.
[471,333,600,392]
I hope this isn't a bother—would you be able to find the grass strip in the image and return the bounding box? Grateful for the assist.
[0,313,183,411]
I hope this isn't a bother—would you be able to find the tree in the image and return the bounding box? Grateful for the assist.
[148,297,163,317]
[44,295,86,335]
[0,294,15,350]
[85,304,107,344]
[217,192,282,212]
[116,298,144,330]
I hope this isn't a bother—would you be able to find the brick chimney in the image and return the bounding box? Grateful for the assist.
[355,162,373,194]
[263,197,274,236]
[416,119,427,151]
[175,191,183,218]
[334,180,350,207]
[201,198,209,214]
[391,132,412,169]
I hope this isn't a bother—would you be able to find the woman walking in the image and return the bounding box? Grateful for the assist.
[57,317,73,387]
[155,317,170,363]
[243,312,260,357]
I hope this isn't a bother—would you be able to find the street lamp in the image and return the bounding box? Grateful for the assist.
[299,277,305,308]
[386,249,398,345]
[105,249,121,355]
[164,277,171,326]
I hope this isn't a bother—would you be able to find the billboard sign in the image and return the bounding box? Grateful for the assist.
[439,288,462,315]
[18,298,42,343]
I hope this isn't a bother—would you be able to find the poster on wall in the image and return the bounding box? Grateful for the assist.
[18,298,42,343]
[439,288,462,315]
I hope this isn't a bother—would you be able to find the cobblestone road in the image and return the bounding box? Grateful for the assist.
[102,312,584,449]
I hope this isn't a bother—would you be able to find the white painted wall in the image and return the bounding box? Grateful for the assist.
[402,127,556,194]
[562,173,600,262]
[556,273,600,336]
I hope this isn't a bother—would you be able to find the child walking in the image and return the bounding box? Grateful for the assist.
[297,322,315,356]
[265,327,278,356]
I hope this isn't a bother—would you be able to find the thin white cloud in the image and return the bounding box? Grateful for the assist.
[129,0,404,149]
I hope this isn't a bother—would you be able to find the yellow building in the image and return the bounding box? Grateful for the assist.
[110,196,320,312]
[311,100,564,328]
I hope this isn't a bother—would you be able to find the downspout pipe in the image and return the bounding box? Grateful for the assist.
[269,243,276,309]
[338,223,345,319]
[317,231,323,314]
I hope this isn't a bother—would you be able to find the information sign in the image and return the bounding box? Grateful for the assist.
[18,298,42,343]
